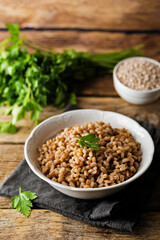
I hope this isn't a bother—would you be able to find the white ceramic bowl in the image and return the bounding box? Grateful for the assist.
[113,57,160,105]
[24,109,154,199]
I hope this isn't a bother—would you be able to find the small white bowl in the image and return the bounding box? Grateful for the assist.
[24,109,154,199]
[113,57,160,105]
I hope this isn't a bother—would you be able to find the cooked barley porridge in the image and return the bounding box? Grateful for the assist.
[37,122,142,188]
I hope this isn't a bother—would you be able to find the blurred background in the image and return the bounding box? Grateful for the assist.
[0,0,159,59]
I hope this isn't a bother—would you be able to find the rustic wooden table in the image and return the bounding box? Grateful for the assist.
[0,1,160,239]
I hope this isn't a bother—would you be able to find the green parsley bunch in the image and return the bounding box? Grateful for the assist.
[0,24,143,133]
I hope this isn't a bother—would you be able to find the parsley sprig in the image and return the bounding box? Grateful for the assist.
[11,187,37,217]
[0,23,143,134]
[77,134,100,150]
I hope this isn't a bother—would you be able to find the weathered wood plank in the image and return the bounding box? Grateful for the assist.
[77,97,160,127]
[0,97,160,143]
[0,106,61,143]
[78,75,117,96]
[0,197,11,209]
[0,210,160,239]
[0,31,159,59]
[0,145,24,183]
[1,178,160,211]
[0,0,159,30]
[0,140,160,211]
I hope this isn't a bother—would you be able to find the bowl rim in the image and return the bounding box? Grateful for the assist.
[24,109,155,192]
[113,56,160,93]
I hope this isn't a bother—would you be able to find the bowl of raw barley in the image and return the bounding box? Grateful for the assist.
[25,109,154,199]
[113,57,160,104]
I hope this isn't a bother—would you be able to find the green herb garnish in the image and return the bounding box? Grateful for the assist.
[77,134,100,150]
[0,121,17,133]
[0,23,143,133]
[11,187,37,217]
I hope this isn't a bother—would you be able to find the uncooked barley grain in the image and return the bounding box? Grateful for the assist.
[117,59,160,90]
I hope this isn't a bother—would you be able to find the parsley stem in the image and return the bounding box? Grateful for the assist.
[19,187,21,195]
[0,24,144,134]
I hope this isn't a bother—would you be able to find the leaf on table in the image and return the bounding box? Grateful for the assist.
[25,99,43,112]
[11,187,37,218]
[0,23,143,134]
[22,191,37,200]
[12,104,26,124]
[0,121,17,133]
[0,107,12,115]
[69,92,77,105]
[30,110,40,125]
[6,23,20,43]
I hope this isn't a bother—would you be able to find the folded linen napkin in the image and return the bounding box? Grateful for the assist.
[1,104,160,231]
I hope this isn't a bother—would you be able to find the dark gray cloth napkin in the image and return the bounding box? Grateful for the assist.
[1,104,160,231]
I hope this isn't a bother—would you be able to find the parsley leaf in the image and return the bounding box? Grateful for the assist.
[0,121,17,133]
[79,134,100,142]
[77,134,100,150]
[84,142,100,150]
[0,23,143,134]
[11,187,37,217]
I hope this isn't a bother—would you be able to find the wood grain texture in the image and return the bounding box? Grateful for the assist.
[0,0,159,30]
[0,197,11,208]
[0,210,160,240]
[0,131,160,211]
[1,176,160,211]
[0,97,160,143]
[77,97,160,127]
[1,188,159,211]
[78,75,117,96]
[0,106,61,143]
[0,31,159,59]
[0,145,24,183]
[0,97,160,235]
[0,0,159,235]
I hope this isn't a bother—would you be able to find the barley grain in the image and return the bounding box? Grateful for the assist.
[37,122,142,188]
